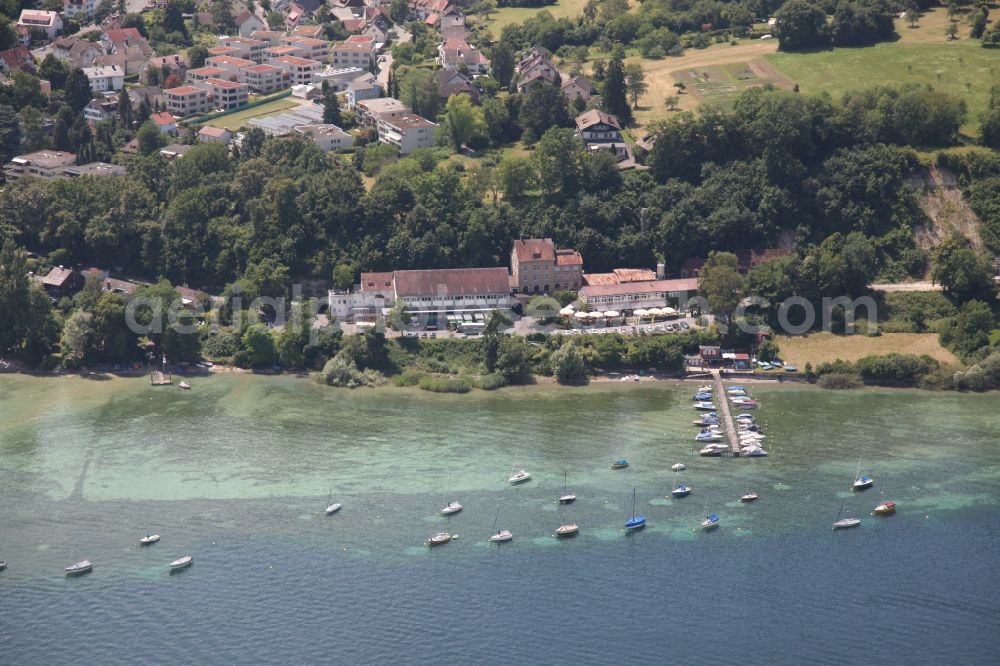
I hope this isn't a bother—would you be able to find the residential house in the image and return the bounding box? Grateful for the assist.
[438,37,489,75]
[345,73,380,108]
[0,47,35,75]
[3,150,76,181]
[206,45,240,59]
[329,267,513,322]
[579,278,699,313]
[332,40,374,69]
[198,125,232,144]
[205,55,256,80]
[159,144,192,159]
[141,54,187,85]
[218,36,267,63]
[574,109,630,161]
[235,10,266,38]
[269,55,321,86]
[355,96,408,126]
[186,66,227,83]
[82,64,125,92]
[164,85,211,116]
[62,0,96,21]
[14,25,30,47]
[266,44,303,60]
[197,78,249,110]
[583,268,658,287]
[194,11,215,28]
[130,85,164,110]
[150,111,177,135]
[17,10,62,40]
[516,48,558,79]
[51,37,102,68]
[239,63,286,94]
[377,113,438,155]
[100,27,152,74]
[440,14,466,40]
[38,267,85,299]
[291,25,325,38]
[83,92,119,123]
[62,162,126,177]
[250,30,283,46]
[294,124,354,151]
[510,239,584,294]
[290,83,322,99]
[561,75,592,105]
[280,35,330,62]
[363,12,391,44]
[437,69,477,106]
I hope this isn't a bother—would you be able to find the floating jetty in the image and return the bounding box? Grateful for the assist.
[710,369,740,457]
[150,370,172,386]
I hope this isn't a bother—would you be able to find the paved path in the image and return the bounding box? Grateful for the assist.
[870,282,943,292]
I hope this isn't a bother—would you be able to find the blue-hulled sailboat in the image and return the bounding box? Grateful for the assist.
[625,487,646,531]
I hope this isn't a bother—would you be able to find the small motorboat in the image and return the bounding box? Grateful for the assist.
[700,513,720,530]
[611,459,630,469]
[740,492,759,502]
[692,417,720,427]
[0,561,6,571]
[671,463,686,472]
[695,431,724,442]
[671,483,691,498]
[169,555,193,571]
[440,501,463,516]
[555,524,579,537]
[742,446,769,457]
[488,529,513,543]
[693,392,713,401]
[508,469,531,484]
[694,401,716,411]
[559,492,577,504]
[65,560,93,576]
[873,500,896,515]
[726,388,747,396]
[139,534,160,545]
[730,398,759,408]
[784,365,798,372]
[700,444,728,456]
[428,532,452,546]
[179,382,191,390]
[697,385,713,393]
[734,413,756,420]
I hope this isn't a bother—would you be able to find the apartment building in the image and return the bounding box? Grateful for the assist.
[239,63,286,94]
[164,85,211,116]
[269,55,321,86]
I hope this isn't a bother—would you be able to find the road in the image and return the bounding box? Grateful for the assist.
[376,27,412,90]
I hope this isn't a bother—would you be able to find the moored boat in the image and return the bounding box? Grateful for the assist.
[440,501,463,516]
[833,500,861,529]
[700,513,720,530]
[671,463,686,472]
[169,555,193,571]
[428,532,452,546]
[488,530,513,543]
[852,456,874,490]
[0,561,6,571]
[555,523,579,537]
[140,534,160,545]
[740,478,758,502]
[671,481,691,498]
[872,479,895,515]
[558,471,577,504]
[508,469,531,484]
[65,560,93,576]
[693,391,713,401]
[179,381,191,390]
[700,444,728,456]
[611,458,629,469]
[694,401,716,411]
[624,487,646,531]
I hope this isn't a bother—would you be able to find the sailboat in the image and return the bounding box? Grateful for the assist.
[487,505,513,542]
[852,456,874,491]
[555,501,578,537]
[139,515,160,545]
[671,477,691,498]
[428,532,453,546]
[624,487,646,531]
[558,470,576,504]
[507,457,531,484]
[833,500,861,529]
[65,559,93,575]
[740,477,758,502]
[700,499,719,530]
[169,555,193,572]
[440,474,462,515]
[325,487,342,515]
[872,479,896,515]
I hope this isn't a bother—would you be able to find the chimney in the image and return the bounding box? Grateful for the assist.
[656,262,665,280]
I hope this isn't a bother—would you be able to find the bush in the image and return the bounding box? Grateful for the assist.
[855,353,938,386]
[418,375,473,393]
[475,373,506,390]
[818,372,863,389]
[392,368,424,386]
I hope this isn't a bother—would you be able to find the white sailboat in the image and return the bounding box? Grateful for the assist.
[507,457,531,485]
[325,487,342,515]
[833,500,861,529]
[440,474,462,515]
[139,514,160,545]
[487,505,513,543]
[169,555,193,571]
[852,456,874,491]
[740,477,758,502]
[558,470,577,504]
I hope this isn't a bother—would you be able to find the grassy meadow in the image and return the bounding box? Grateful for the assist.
[776,332,958,368]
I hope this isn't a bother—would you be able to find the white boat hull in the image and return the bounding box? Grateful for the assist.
[488,530,513,542]
[326,503,342,515]
[555,525,579,537]
[833,518,861,529]
[139,534,160,545]
[441,503,463,515]
[169,556,193,571]
[508,471,531,484]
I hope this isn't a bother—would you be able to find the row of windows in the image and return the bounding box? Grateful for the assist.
[520,265,579,273]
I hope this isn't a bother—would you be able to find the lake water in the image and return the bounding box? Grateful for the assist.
[1,375,999,664]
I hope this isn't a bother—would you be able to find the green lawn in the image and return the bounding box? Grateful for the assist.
[477,0,591,39]
[203,99,300,132]
[765,39,999,136]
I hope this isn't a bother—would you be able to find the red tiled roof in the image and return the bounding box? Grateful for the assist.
[272,55,320,66]
[512,238,555,263]
[555,249,583,267]
[0,46,34,71]
[187,66,226,77]
[242,64,282,73]
[393,268,510,297]
[580,278,698,298]
[150,111,175,125]
[360,272,394,291]
[199,125,229,137]
[575,109,621,131]
[582,273,619,286]
[104,28,145,43]
[167,85,207,96]
[205,77,247,89]
[613,268,656,283]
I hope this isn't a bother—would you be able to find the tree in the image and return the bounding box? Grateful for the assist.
[0,104,19,164]
[136,120,165,155]
[490,39,515,87]
[187,44,208,69]
[61,310,96,362]
[533,127,585,198]
[398,67,441,119]
[970,9,987,38]
[242,324,275,367]
[551,342,586,383]
[389,0,408,23]
[118,86,132,129]
[65,68,93,114]
[321,82,342,126]
[495,155,534,201]
[443,93,486,151]
[39,53,70,89]
[163,1,188,37]
[495,335,531,383]
[930,234,996,301]
[624,63,648,109]
[698,251,747,325]
[517,82,571,142]
[481,309,510,372]
[906,10,919,28]
[946,22,958,40]
[602,51,630,122]
[775,0,831,51]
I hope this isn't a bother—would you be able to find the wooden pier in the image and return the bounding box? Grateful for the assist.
[710,369,740,456]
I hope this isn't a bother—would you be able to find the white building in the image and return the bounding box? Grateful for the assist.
[377,113,438,155]
[81,64,125,92]
[269,55,321,86]
[294,124,353,152]
[17,10,62,40]
[62,0,97,21]
[579,278,699,312]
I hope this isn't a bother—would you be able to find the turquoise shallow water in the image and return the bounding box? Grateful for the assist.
[1,375,999,664]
